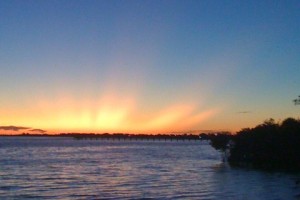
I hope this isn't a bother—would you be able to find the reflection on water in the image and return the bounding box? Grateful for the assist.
[0,137,299,199]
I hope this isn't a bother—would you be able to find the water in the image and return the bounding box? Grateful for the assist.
[0,137,300,199]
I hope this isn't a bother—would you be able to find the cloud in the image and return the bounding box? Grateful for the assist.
[236,111,251,114]
[0,126,47,133]
[30,129,47,133]
[0,126,30,131]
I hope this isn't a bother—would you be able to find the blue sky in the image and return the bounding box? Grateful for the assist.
[0,0,299,133]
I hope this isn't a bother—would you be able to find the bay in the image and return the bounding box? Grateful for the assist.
[0,137,299,199]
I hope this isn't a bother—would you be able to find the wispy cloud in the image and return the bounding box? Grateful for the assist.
[30,129,47,133]
[236,111,252,114]
[0,126,47,133]
[0,126,30,131]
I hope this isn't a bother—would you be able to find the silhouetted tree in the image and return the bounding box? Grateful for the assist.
[209,117,300,171]
[209,132,232,152]
[293,95,300,105]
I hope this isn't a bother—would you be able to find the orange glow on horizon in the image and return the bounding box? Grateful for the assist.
[0,93,220,134]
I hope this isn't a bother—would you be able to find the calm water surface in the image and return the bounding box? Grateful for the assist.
[0,137,300,199]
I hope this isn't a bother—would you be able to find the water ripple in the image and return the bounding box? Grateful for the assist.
[0,137,299,199]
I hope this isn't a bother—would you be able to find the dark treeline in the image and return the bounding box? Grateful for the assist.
[71,133,200,141]
[0,132,200,141]
[202,118,300,171]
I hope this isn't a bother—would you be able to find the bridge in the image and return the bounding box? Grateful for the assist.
[72,133,200,141]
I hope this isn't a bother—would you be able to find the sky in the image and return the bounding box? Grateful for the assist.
[0,0,300,134]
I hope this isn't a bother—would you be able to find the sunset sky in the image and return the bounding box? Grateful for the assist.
[1,0,300,134]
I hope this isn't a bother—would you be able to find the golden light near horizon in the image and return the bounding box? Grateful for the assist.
[0,91,220,134]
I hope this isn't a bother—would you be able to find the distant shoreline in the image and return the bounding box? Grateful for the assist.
[0,133,201,141]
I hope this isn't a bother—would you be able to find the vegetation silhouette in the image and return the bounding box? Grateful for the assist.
[203,118,300,172]
[293,95,300,105]
[71,133,200,141]
[0,132,200,141]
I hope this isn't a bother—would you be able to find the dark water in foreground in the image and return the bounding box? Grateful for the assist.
[0,137,300,199]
